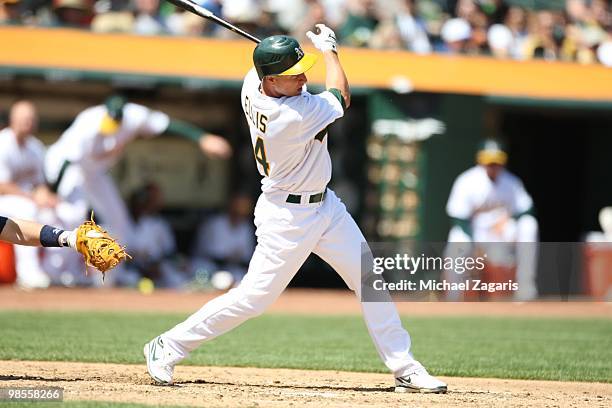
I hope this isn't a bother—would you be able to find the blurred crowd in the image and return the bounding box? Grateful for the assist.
[1,0,611,66]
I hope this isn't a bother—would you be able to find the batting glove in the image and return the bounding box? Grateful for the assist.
[306,24,338,53]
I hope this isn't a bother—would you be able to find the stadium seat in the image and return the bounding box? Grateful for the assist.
[583,243,612,301]
[0,241,17,284]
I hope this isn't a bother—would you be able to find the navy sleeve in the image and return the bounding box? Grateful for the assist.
[0,216,7,234]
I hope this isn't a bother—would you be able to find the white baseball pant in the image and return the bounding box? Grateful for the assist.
[162,189,420,378]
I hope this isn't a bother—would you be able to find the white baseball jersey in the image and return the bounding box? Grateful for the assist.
[0,127,46,190]
[240,68,343,193]
[49,103,170,171]
[446,165,533,231]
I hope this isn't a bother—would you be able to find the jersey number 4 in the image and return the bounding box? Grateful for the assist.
[254,137,270,176]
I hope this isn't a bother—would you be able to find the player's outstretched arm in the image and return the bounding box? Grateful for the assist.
[0,214,130,275]
[307,24,350,109]
[165,119,232,159]
[0,217,68,247]
[199,133,233,159]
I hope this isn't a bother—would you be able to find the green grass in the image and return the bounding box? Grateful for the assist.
[0,311,609,383]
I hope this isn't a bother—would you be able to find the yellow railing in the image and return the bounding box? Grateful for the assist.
[1,26,611,101]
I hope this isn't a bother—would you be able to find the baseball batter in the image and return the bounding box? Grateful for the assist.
[45,96,232,250]
[144,25,447,393]
[446,139,539,300]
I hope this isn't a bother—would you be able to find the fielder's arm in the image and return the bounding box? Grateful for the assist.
[165,119,232,159]
[0,214,129,275]
[0,216,68,247]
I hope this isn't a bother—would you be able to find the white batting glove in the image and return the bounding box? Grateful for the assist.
[306,24,338,53]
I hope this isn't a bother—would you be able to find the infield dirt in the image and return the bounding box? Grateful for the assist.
[0,288,610,407]
[1,360,610,408]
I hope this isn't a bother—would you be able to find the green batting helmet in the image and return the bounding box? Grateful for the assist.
[104,95,127,121]
[476,139,507,166]
[253,35,317,79]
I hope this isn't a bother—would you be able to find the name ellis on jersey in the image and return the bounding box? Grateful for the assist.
[244,95,268,134]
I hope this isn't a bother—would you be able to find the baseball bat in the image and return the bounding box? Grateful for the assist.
[165,0,261,44]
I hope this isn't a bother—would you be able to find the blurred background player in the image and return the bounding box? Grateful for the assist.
[44,95,232,271]
[191,192,255,288]
[127,182,185,288]
[445,139,539,301]
[0,100,86,288]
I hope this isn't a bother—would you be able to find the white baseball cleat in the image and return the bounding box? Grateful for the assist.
[395,366,447,394]
[143,336,175,385]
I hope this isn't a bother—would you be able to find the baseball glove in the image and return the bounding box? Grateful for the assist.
[75,214,131,275]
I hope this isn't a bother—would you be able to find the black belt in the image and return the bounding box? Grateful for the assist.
[286,190,326,204]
